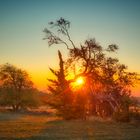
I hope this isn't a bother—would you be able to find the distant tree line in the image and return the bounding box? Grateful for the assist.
[44,18,140,121]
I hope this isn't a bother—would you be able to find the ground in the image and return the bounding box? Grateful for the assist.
[0,112,140,140]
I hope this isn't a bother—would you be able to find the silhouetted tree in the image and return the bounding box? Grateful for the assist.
[0,63,40,111]
[44,18,140,121]
[47,50,90,119]
[47,51,75,119]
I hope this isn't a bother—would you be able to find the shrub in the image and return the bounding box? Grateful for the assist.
[113,111,130,122]
[130,111,140,121]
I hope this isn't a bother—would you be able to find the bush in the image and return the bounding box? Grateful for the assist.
[130,111,140,121]
[113,111,130,122]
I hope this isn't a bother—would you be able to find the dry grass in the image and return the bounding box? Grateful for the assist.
[0,112,60,139]
[0,112,140,140]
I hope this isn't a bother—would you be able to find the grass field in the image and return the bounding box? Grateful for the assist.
[0,112,140,140]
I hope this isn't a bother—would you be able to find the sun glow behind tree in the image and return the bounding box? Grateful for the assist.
[75,77,84,86]
[70,76,86,91]
[44,17,140,120]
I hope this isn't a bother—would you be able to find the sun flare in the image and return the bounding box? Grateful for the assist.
[75,77,84,86]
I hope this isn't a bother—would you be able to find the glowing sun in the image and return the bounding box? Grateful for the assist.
[75,77,84,85]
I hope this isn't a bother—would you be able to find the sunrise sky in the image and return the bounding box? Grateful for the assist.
[0,0,140,96]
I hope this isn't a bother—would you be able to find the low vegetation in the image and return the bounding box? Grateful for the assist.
[0,112,140,140]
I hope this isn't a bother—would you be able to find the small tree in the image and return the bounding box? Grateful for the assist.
[47,50,89,120]
[47,51,74,119]
[0,63,39,111]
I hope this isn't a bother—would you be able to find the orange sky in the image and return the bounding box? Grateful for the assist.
[0,0,140,97]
